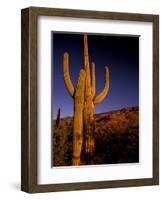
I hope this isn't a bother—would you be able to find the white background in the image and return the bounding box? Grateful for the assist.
[0,0,161,199]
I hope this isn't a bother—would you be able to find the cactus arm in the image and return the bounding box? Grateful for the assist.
[94,66,110,105]
[84,34,91,87]
[91,62,96,98]
[84,33,89,68]
[72,69,86,165]
[84,33,92,101]
[63,52,75,97]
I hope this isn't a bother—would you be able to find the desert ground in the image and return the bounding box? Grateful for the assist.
[53,106,139,166]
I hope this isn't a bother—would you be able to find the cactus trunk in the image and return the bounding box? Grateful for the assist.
[72,69,86,165]
[83,34,95,156]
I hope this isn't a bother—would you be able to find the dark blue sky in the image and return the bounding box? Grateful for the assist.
[52,33,139,119]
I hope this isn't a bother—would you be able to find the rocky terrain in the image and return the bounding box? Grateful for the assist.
[52,106,139,166]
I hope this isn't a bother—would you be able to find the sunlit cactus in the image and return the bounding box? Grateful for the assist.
[63,33,110,165]
[72,69,86,165]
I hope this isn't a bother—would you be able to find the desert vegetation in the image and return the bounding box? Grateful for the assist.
[53,106,139,166]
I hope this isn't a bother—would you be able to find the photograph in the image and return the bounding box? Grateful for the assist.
[52,32,139,167]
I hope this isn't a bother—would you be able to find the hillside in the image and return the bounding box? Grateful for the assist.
[52,106,139,166]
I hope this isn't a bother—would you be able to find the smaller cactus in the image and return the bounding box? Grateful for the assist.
[55,108,61,128]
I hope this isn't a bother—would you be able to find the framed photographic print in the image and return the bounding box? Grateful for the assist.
[21,7,159,193]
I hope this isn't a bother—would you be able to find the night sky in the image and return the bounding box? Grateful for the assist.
[52,33,139,119]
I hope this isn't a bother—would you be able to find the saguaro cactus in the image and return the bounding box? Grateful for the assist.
[55,108,61,128]
[63,53,86,165]
[83,34,110,156]
[63,33,110,165]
